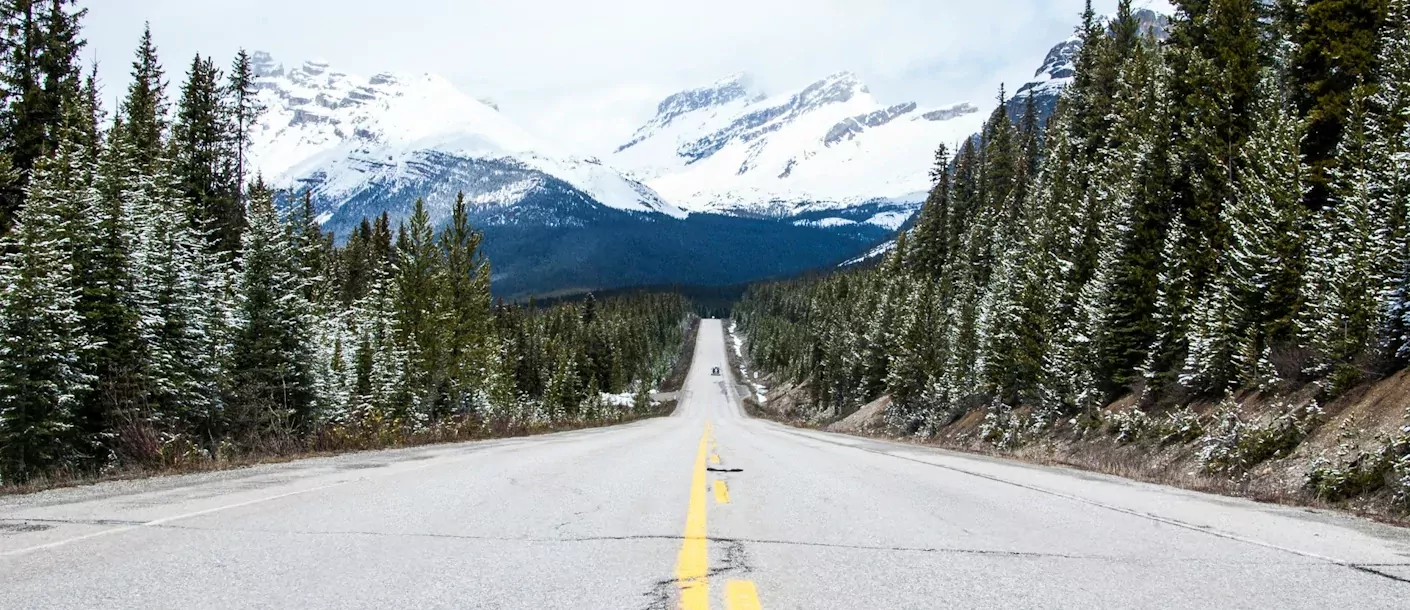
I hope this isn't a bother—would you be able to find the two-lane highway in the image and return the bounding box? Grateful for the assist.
[3,319,1409,608]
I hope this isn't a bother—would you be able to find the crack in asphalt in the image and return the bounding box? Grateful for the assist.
[62,521,1140,561]
[639,539,751,610]
[27,516,1371,566]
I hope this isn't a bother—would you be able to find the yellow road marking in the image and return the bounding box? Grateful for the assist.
[713,480,730,505]
[710,454,721,465]
[726,580,762,610]
[676,421,711,609]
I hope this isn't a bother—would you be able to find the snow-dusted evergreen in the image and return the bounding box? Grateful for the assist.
[0,133,95,482]
[0,13,693,485]
[732,0,1410,508]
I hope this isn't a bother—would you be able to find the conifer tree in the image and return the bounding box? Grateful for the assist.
[0,0,87,232]
[1379,0,1410,361]
[1293,0,1390,207]
[172,53,240,253]
[393,199,448,419]
[73,121,144,463]
[1301,91,1385,388]
[226,49,262,206]
[439,193,495,413]
[120,23,167,174]
[0,129,93,482]
[228,188,315,439]
[129,160,220,433]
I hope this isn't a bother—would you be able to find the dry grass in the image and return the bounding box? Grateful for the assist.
[1,405,675,498]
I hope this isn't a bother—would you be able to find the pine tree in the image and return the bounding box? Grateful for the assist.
[0,0,87,232]
[172,53,240,253]
[129,159,220,434]
[228,188,315,440]
[120,23,167,174]
[439,193,495,413]
[393,198,448,420]
[226,49,262,206]
[0,129,93,482]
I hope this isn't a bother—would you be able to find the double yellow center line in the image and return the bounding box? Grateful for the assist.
[675,421,761,610]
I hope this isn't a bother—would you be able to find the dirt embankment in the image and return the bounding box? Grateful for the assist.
[724,325,1410,523]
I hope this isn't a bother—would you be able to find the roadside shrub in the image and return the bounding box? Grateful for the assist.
[978,400,1056,449]
[1106,408,1152,443]
[1200,400,1324,477]
[1102,406,1203,446]
[1307,427,1410,509]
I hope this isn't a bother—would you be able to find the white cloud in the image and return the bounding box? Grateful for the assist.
[83,1,1159,155]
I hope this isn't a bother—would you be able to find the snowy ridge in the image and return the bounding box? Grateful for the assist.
[1014,9,1170,111]
[611,71,986,216]
[246,51,685,222]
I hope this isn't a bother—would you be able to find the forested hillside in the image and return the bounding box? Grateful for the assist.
[0,2,693,486]
[735,0,1410,510]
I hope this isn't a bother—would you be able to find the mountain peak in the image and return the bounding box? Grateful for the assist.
[795,71,868,109]
[652,73,757,125]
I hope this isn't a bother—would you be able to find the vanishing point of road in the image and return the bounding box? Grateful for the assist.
[3,320,1409,608]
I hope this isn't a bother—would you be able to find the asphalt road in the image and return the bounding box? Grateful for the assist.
[3,319,1410,609]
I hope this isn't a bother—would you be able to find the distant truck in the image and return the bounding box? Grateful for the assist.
[711,367,721,376]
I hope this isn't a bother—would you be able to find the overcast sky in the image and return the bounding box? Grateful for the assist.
[82,0,1174,155]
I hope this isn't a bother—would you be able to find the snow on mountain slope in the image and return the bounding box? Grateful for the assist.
[1011,8,1170,125]
[246,52,684,223]
[611,71,986,217]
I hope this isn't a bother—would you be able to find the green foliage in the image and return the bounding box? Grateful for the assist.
[732,2,1410,512]
[1198,400,1324,476]
[1307,429,1410,506]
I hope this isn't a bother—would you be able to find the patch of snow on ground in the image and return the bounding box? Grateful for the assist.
[729,322,768,404]
[601,392,636,407]
[841,240,897,266]
[865,211,910,230]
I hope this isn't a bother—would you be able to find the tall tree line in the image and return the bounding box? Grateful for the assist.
[735,0,1408,435]
[0,6,692,484]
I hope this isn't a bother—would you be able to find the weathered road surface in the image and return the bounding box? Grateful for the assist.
[3,319,1409,609]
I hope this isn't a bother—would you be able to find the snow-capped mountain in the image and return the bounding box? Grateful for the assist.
[246,51,683,237]
[233,7,1170,299]
[611,71,986,220]
[1009,8,1170,125]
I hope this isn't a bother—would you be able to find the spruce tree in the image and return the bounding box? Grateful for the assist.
[393,199,448,420]
[906,143,951,277]
[226,49,262,205]
[74,122,144,464]
[228,188,315,440]
[439,193,494,413]
[1301,91,1386,388]
[0,0,86,232]
[172,53,240,253]
[1293,0,1389,207]
[0,129,93,482]
[120,23,167,174]
[129,159,220,434]
[1380,0,1410,361]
